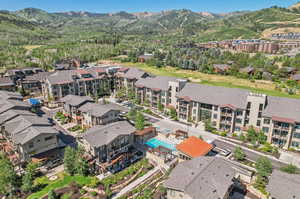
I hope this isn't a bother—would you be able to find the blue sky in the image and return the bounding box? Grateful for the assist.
[1,0,299,13]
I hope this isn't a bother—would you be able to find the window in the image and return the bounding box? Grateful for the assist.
[212,121,217,126]
[235,118,242,124]
[292,141,300,148]
[213,114,218,119]
[214,106,218,111]
[236,111,243,116]
[259,103,264,111]
[193,109,196,114]
[293,133,300,139]
[257,120,261,126]
[161,98,165,103]
[258,112,262,118]
[45,136,54,141]
[264,119,270,125]
[247,102,251,109]
[193,102,197,107]
[262,127,269,133]
[235,127,241,132]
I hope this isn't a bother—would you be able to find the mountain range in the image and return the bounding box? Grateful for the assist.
[1,2,300,45]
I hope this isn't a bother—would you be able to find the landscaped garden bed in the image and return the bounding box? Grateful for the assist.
[100,159,153,197]
[68,125,82,132]
[28,173,98,199]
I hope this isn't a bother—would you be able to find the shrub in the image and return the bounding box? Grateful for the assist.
[280,164,298,174]
[90,191,97,196]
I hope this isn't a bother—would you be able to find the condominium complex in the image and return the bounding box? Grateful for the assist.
[41,66,300,150]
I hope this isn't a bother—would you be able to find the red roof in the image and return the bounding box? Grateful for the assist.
[272,116,295,124]
[176,136,213,158]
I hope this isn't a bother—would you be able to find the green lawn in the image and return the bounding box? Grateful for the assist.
[117,61,300,99]
[28,174,94,199]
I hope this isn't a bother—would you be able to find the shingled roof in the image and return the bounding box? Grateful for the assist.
[164,157,235,199]
[263,96,300,123]
[79,102,125,117]
[135,76,181,91]
[60,95,94,107]
[177,83,249,109]
[267,170,300,199]
[83,121,135,148]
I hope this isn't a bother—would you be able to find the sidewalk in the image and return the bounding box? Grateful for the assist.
[112,166,160,199]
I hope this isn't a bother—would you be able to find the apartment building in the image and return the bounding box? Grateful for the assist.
[115,67,149,92]
[79,121,135,172]
[176,83,300,150]
[43,67,111,101]
[135,76,187,109]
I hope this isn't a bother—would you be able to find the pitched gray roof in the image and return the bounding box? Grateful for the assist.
[60,95,94,107]
[135,76,180,91]
[267,170,300,199]
[0,99,30,114]
[0,77,15,86]
[83,121,135,147]
[13,126,59,145]
[0,109,35,125]
[164,157,235,199]
[79,102,125,117]
[4,114,52,136]
[177,83,249,109]
[263,96,300,122]
[122,68,147,79]
[0,91,23,100]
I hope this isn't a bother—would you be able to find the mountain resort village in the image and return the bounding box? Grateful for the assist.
[2,1,300,199]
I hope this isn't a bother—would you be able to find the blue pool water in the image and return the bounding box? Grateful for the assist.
[145,138,176,151]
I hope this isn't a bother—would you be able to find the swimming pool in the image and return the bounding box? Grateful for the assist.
[145,138,176,151]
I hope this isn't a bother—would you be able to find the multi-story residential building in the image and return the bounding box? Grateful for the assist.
[135,76,187,109]
[176,83,300,150]
[60,95,94,123]
[43,67,111,101]
[79,102,125,128]
[115,67,149,92]
[79,121,135,172]
[164,156,248,199]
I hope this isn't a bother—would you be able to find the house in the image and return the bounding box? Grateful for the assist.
[79,121,136,173]
[60,95,94,123]
[4,69,25,82]
[1,114,59,162]
[176,136,213,161]
[291,73,300,83]
[79,102,125,128]
[164,157,239,199]
[134,126,157,144]
[138,54,154,62]
[213,64,231,74]
[267,170,300,199]
[0,77,15,91]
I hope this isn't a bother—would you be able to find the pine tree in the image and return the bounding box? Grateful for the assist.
[63,146,77,175]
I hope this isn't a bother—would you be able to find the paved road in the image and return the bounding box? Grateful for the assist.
[112,166,160,199]
[213,139,287,169]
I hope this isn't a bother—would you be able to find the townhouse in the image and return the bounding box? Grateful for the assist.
[79,102,125,128]
[79,121,136,172]
[60,95,94,123]
[135,76,187,109]
[0,91,61,163]
[176,83,300,150]
[164,157,246,199]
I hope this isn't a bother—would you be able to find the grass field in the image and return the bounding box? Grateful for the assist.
[28,173,94,199]
[106,60,300,99]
